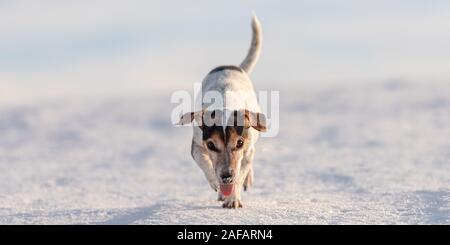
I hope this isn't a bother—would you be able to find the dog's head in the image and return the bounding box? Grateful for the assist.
[179,109,266,187]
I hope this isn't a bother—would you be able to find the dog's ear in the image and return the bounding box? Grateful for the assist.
[244,109,267,132]
[177,111,202,125]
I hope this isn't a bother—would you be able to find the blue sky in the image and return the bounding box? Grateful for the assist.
[1,0,450,103]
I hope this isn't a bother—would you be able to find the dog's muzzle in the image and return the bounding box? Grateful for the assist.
[219,170,234,196]
[220,172,234,184]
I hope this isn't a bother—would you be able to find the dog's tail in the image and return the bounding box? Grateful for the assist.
[239,13,262,75]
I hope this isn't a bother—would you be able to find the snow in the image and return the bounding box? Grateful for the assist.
[0,80,449,224]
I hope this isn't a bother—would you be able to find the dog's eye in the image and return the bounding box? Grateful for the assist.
[207,142,217,151]
[236,139,244,149]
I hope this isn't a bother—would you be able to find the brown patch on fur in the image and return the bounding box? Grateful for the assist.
[178,112,196,125]
[200,117,249,177]
[224,126,247,171]
[244,109,267,132]
[208,132,226,149]
[183,109,266,179]
[225,126,246,149]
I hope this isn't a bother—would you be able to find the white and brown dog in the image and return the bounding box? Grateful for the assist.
[178,15,266,208]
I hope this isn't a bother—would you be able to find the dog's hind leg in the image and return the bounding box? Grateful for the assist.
[243,167,253,191]
[243,147,255,191]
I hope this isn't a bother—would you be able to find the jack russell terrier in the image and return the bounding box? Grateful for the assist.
[178,14,266,208]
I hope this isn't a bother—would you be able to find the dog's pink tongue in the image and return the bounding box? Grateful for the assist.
[220,184,233,196]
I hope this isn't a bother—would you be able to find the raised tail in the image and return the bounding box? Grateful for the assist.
[239,14,262,74]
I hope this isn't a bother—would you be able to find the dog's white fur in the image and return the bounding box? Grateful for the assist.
[185,14,263,208]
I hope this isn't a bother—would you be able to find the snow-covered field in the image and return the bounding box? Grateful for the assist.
[0,80,449,224]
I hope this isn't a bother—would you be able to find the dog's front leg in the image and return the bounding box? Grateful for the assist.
[191,142,219,192]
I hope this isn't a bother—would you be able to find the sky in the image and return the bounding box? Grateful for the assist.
[1,0,450,104]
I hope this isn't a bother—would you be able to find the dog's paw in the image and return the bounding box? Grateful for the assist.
[222,199,243,209]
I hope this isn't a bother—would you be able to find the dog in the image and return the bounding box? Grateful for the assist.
[178,14,266,208]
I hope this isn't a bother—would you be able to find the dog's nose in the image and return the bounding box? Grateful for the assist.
[220,172,233,184]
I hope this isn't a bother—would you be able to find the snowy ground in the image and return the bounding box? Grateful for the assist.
[0,80,449,224]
